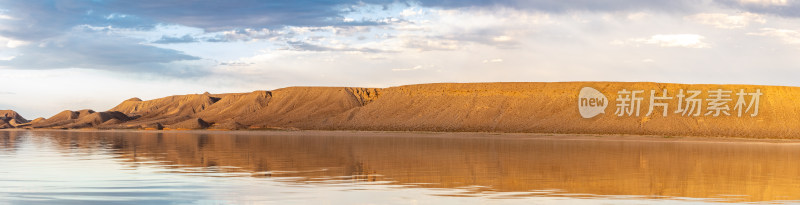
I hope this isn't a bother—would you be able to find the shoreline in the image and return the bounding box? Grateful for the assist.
[4,128,800,145]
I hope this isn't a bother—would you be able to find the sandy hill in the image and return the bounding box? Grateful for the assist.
[103,87,376,130]
[29,109,131,129]
[0,110,28,128]
[0,110,27,122]
[8,82,799,138]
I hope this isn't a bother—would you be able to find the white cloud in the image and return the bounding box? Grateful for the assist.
[402,38,461,51]
[391,65,434,71]
[615,34,710,48]
[392,8,551,49]
[0,55,16,61]
[217,28,281,41]
[0,14,14,20]
[739,0,788,6]
[400,8,421,17]
[104,13,128,20]
[0,36,29,48]
[5,40,27,48]
[626,12,651,21]
[482,59,504,63]
[685,12,766,29]
[747,28,800,44]
[492,36,512,42]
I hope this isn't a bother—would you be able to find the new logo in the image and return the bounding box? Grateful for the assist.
[578,87,608,118]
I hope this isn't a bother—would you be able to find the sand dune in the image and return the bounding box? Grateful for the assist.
[4,82,798,138]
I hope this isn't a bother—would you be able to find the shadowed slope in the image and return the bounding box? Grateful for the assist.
[31,109,96,128]
[0,110,27,123]
[28,109,132,129]
[109,93,221,128]
[0,110,28,127]
[105,87,379,130]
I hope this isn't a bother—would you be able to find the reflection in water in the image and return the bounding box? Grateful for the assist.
[2,130,800,204]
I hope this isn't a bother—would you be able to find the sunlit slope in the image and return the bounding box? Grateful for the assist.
[332,82,789,138]
[104,87,379,130]
[19,82,798,138]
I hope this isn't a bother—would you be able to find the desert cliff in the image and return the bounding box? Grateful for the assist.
[3,82,797,138]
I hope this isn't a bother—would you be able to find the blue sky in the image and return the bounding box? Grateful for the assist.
[1,0,800,118]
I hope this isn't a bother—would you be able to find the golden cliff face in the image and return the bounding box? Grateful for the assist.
[12,82,799,138]
[331,82,786,138]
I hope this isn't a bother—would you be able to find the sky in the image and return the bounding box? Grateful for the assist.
[1,0,800,118]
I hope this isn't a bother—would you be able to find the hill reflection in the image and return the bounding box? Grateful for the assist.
[2,130,800,202]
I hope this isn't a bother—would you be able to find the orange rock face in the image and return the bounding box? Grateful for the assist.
[9,82,798,138]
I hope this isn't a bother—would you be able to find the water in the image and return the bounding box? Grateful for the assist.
[1,130,800,204]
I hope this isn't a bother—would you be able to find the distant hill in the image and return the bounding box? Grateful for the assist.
[5,82,795,138]
[0,110,28,128]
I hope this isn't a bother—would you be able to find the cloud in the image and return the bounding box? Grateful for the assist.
[283,41,388,53]
[414,0,704,13]
[748,28,800,44]
[391,65,433,71]
[0,1,156,42]
[0,0,707,43]
[388,8,551,51]
[685,12,766,29]
[0,14,13,20]
[400,8,422,17]
[205,26,374,43]
[715,0,800,18]
[402,38,461,51]
[738,0,788,6]
[0,0,386,41]
[206,28,283,42]
[99,0,381,31]
[482,59,504,63]
[415,0,797,20]
[614,34,710,48]
[152,34,198,44]
[0,0,205,77]
[0,35,28,48]
[1,0,799,41]
[0,30,206,76]
[219,61,255,67]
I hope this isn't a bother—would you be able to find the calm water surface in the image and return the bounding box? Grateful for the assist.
[1,130,800,204]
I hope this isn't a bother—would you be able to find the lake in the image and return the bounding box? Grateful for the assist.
[1,130,800,204]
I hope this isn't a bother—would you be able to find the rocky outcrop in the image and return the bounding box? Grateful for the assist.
[0,110,28,128]
[165,118,210,130]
